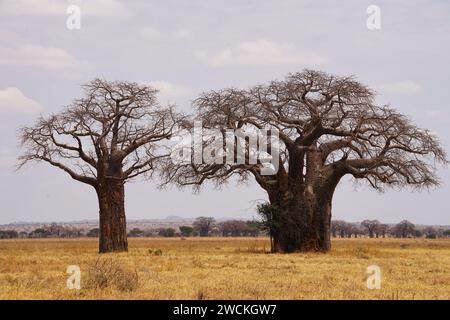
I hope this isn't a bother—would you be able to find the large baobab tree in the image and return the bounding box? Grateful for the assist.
[164,70,447,253]
[19,79,182,253]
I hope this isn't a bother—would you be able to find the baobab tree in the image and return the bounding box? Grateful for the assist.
[331,220,354,238]
[361,220,380,238]
[392,220,417,238]
[19,79,182,253]
[193,216,216,237]
[218,220,249,237]
[376,223,388,238]
[164,70,447,252]
[423,226,438,239]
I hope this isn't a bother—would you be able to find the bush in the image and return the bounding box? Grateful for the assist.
[86,228,99,237]
[158,228,176,237]
[179,226,194,237]
[86,257,139,292]
[148,248,163,256]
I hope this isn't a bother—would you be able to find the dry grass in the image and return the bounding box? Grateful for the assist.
[0,237,449,300]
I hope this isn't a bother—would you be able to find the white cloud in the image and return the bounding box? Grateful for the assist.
[0,0,128,17]
[0,87,42,114]
[204,39,328,67]
[172,28,193,40]
[147,81,193,103]
[0,45,77,70]
[379,80,423,95]
[0,0,63,15]
[141,27,193,41]
[81,0,128,17]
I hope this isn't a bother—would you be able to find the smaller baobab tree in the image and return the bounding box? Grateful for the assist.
[361,220,381,238]
[376,223,389,238]
[392,220,416,238]
[331,220,354,238]
[423,226,438,239]
[218,220,250,237]
[193,216,216,237]
[19,79,183,253]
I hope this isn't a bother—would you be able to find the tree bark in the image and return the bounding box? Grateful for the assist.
[96,164,128,253]
[271,192,332,253]
[266,150,339,253]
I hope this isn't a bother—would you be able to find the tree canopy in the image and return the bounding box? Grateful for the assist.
[19,79,183,187]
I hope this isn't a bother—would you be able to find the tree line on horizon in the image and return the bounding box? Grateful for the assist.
[1,217,449,240]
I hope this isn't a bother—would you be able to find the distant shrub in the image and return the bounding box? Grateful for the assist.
[86,228,99,237]
[128,228,145,237]
[158,228,176,237]
[86,257,138,292]
[179,226,194,237]
[148,248,163,256]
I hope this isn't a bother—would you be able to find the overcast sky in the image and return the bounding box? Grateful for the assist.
[0,0,449,224]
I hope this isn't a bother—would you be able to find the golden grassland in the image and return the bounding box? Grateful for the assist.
[0,237,449,300]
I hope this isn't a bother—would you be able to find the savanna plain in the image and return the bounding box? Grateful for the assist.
[0,237,449,300]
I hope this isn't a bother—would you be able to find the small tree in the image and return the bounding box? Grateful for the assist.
[29,228,50,238]
[179,225,194,237]
[218,221,231,237]
[256,203,286,252]
[19,231,28,238]
[86,228,100,237]
[19,79,183,252]
[245,220,260,237]
[218,220,248,237]
[376,224,388,238]
[413,229,423,238]
[392,220,416,238]
[350,224,363,238]
[361,220,381,238]
[331,220,361,238]
[128,228,145,237]
[193,217,216,237]
[158,228,176,237]
[423,226,437,239]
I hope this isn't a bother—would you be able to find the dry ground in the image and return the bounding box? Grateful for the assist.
[0,237,449,299]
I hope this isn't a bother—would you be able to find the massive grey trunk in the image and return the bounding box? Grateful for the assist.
[265,149,340,253]
[96,162,128,253]
[268,191,332,253]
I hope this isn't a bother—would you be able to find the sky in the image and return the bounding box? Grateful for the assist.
[0,0,449,224]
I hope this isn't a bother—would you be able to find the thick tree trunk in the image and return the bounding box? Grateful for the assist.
[272,196,331,253]
[96,169,128,253]
[267,190,332,253]
[267,153,337,253]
